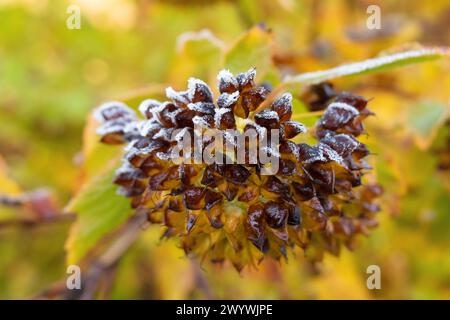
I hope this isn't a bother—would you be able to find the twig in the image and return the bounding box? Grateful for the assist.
[33,211,147,300]
[0,214,75,229]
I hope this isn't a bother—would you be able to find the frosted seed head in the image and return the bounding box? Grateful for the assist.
[94,101,136,123]
[298,143,327,164]
[187,102,215,115]
[217,91,240,109]
[271,93,293,122]
[254,109,280,129]
[138,99,161,119]
[319,102,360,130]
[187,78,213,103]
[214,107,232,128]
[173,127,191,142]
[155,152,171,161]
[236,67,256,90]
[283,121,307,139]
[138,119,161,137]
[321,133,359,157]
[192,115,212,128]
[335,92,368,111]
[317,142,344,164]
[152,127,174,142]
[241,86,269,112]
[166,86,190,106]
[217,69,239,93]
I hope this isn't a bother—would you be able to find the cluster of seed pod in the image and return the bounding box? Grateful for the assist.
[95,69,381,269]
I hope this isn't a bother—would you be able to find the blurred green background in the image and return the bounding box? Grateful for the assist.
[0,0,449,299]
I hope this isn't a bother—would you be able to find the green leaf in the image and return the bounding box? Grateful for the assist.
[223,25,273,80]
[65,166,134,265]
[170,29,224,82]
[406,100,449,149]
[284,47,450,85]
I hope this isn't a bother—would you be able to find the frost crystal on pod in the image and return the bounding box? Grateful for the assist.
[166,86,190,105]
[138,119,161,137]
[138,99,161,119]
[320,102,359,129]
[187,102,215,115]
[94,101,136,123]
[217,69,239,93]
[236,67,256,89]
[214,107,233,128]
[187,78,213,103]
[193,115,212,128]
[321,133,359,157]
[217,91,240,109]
[317,143,344,164]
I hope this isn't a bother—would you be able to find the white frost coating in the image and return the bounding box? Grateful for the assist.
[274,92,293,106]
[138,120,160,137]
[138,99,161,117]
[261,146,280,158]
[217,69,238,87]
[153,128,173,142]
[192,116,211,128]
[223,131,237,146]
[324,133,359,154]
[286,121,307,134]
[166,86,189,104]
[187,77,212,101]
[214,108,231,127]
[303,151,326,164]
[317,143,343,164]
[187,102,213,114]
[327,102,359,115]
[284,49,446,85]
[115,161,140,176]
[174,127,190,142]
[123,121,139,135]
[150,102,181,125]
[93,101,135,123]
[155,152,171,161]
[124,139,139,153]
[243,119,267,139]
[176,29,224,53]
[217,91,240,108]
[256,109,280,121]
[96,122,124,135]
[238,67,256,86]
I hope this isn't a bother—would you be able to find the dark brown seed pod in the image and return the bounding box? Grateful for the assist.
[204,189,223,210]
[302,82,337,111]
[335,92,368,111]
[96,69,381,269]
[282,121,306,139]
[264,201,288,229]
[217,70,239,94]
[245,204,267,251]
[184,187,206,210]
[223,165,250,185]
[271,93,293,123]
[241,86,270,112]
[254,109,280,129]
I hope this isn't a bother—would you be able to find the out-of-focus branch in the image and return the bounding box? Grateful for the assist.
[0,189,72,229]
[34,210,148,300]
